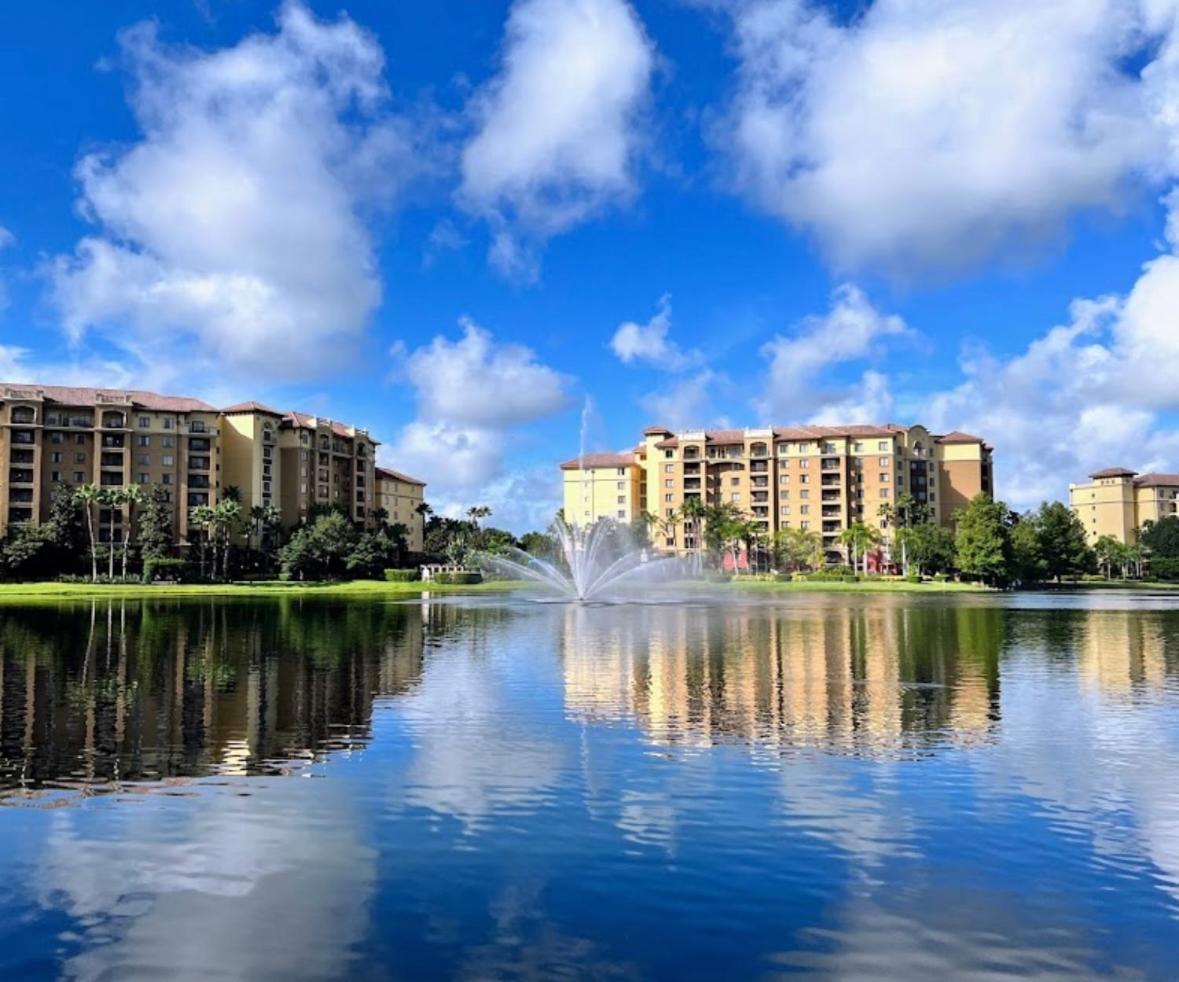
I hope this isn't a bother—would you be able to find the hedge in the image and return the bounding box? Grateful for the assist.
[142,558,197,583]
[432,571,483,585]
[384,568,420,582]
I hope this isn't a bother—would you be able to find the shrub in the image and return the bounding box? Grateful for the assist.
[433,571,483,585]
[384,568,420,582]
[905,572,922,584]
[801,569,860,582]
[932,572,949,583]
[142,558,196,583]
[1151,557,1179,581]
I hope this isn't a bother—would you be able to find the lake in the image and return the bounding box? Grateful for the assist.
[1,591,1178,979]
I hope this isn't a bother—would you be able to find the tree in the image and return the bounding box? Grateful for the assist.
[97,487,122,580]
[1093,535,1124,580]
[1032,501,1092,582]
[137,485,173,561]
[77,483,100,582]
[1140,516,1179,559]
[897,522,956,576]
[878,492,930,574]
[190,504,216,579]
[120,485,144,580]
[773,526,823,572]
[520,530,558,562]
[680,496,707,572]
[1008,518,1044,584]
[214,499,244,581]
[280,511,360,580]
[954,495,1012,585]
[839,521,881,575]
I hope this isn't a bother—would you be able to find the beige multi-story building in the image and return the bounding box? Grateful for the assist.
[0,383,426,552]
[562,423,993,562]
[1069,467,1179,544]
[375,467,426,553]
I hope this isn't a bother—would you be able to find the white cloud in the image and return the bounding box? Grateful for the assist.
[384,319,574,529]
[757,283,912,420]
[641,369,727,430]
[459,0,655,278]
[717,0,1177,275]
[610,294,700,369]
[50,2,420,385]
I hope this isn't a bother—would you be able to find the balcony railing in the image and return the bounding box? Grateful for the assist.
[8,469,34,484]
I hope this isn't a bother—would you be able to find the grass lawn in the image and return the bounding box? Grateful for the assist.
[0,578,524,604]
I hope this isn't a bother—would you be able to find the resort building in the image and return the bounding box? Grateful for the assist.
[376,467,426,553]
[1068,467,1179,544]
[561,423,993,561]
[0,383,426,550]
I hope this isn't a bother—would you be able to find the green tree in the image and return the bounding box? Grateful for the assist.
[1140,516,1179,559]
[190,504,216,579]
[137,485,174,561]
[1009,518,1044,583]
[680,496,707,572]
[214,499,244,581]
[839,521,881,575]
[97,487,122,580]
[772,526,823,572]
[897,522,957,575]
[280,511,360,580]
[1032,501,1093,582]
[1093,535,1125,580]
[954,495,1013,586]
[77,483,101,582]
[120,484,144,580]
[878,492,931,574]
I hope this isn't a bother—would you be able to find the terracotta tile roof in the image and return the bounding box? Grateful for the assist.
[1089,467,1137,479]
[560,452,636,470]
[376,466,426,487]
[1134,473,1179,488]
[0,382,217,413]
[655,424,906,450]
[281,411,377,443]
[935,430,986,445]
[222,400,283,416]
[643,425,673,436]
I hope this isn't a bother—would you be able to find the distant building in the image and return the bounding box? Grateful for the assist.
[1069,468,1179,544]
[375,467,426,553]
[561,422,993,562]
[0,383,426,550]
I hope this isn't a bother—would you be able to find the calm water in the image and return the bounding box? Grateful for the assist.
[2,592,1179,980]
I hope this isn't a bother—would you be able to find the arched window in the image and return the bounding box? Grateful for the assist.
[10,406,35,424]
[103,412,126,429]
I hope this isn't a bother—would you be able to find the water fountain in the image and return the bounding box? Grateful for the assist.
[482,516,678,602]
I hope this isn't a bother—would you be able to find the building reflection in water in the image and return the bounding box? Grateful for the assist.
[561,601,1006,756]
[0,598,429,797]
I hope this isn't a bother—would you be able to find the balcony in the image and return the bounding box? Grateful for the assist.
[822,491,841,502]
[188,475,211,490]
[683,462,700,475]
[7,508,31,524]
[11,430,35,445]
[189,421,207,434]
[8,469,34,484]
[10,407,36,425]
[821,475,841,487]
[749,442,769,458]
[821,460,841,472]
[100,473,123,487]
[822,507,841,518]
[751,476,768,489]
[101,452,124,467]
[752,491,769,503]
[8,488,33,504]
[9,449,33,465]
[750,460,769,474]
[102,434,126,448]
[188,437,211,452]
[188,456,211,471]
[683,478,701,491]
[101,412,128,429]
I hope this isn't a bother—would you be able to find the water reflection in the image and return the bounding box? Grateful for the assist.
[561,601,1004,756]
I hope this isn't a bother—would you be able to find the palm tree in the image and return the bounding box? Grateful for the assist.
[773,526,821,573]
[121,484,144,580]
[96,487,122,580]
[214,499,243,581]
[680,496,706,572]
[840,521,882,575]
[190,504,216,579]
[77,483,100,582]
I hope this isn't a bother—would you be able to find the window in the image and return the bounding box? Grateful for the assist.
[731,493,740,502]
[138,416,150,428]
[800,520,810,530]
[664,493,674,503]
[731,477,740,486]
[50,432,63,445]
[800,505,810,515]
[780,491,790,500]
[664,450,673,459]
[880,488,890,499]
[138,473,150,484]
[879,473,889,482]
[665,464,674,473]
[50,470,61,482]
[162,474,172,485]
[162,454,174,466]
[75,452,86,463]
[799,475,809,485]
[878,441,889,451]
[617,496,626,504]
[50,451,62,464]
[163,417,174,429]
[75,433,86,445]
[137,453,150,466]
[617,510,626,519]
[162,436,174,448]
[878,457,890,467]
[617,481,625,490]
[853,442,863,452]
[138,435,150,447]
[800,490,809,500]
[822,442,837,454]
[665,479,673,489]
[617,467,627,476]
[780,506,790,516]
[779,474,790,484]
[799,459,810,469]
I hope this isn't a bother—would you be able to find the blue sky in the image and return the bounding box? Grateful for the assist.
[2,0,1179,531]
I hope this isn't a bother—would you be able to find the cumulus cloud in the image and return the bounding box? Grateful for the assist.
[459,0,655,279]
[641,370,727,431]
[757,283,912,421]
[384,318,574,527]
[50,2,420,385]
[610,294,700,370]
[717,0,1177,275]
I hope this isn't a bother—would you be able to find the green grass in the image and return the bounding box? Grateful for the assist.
[1041,579,1179,591]
[0,578,524,604]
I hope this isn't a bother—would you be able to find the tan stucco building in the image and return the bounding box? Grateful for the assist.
[375,467,426,553]
[1069,467,1179,544]
[0,383,426,551]
[562,423,994,561]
